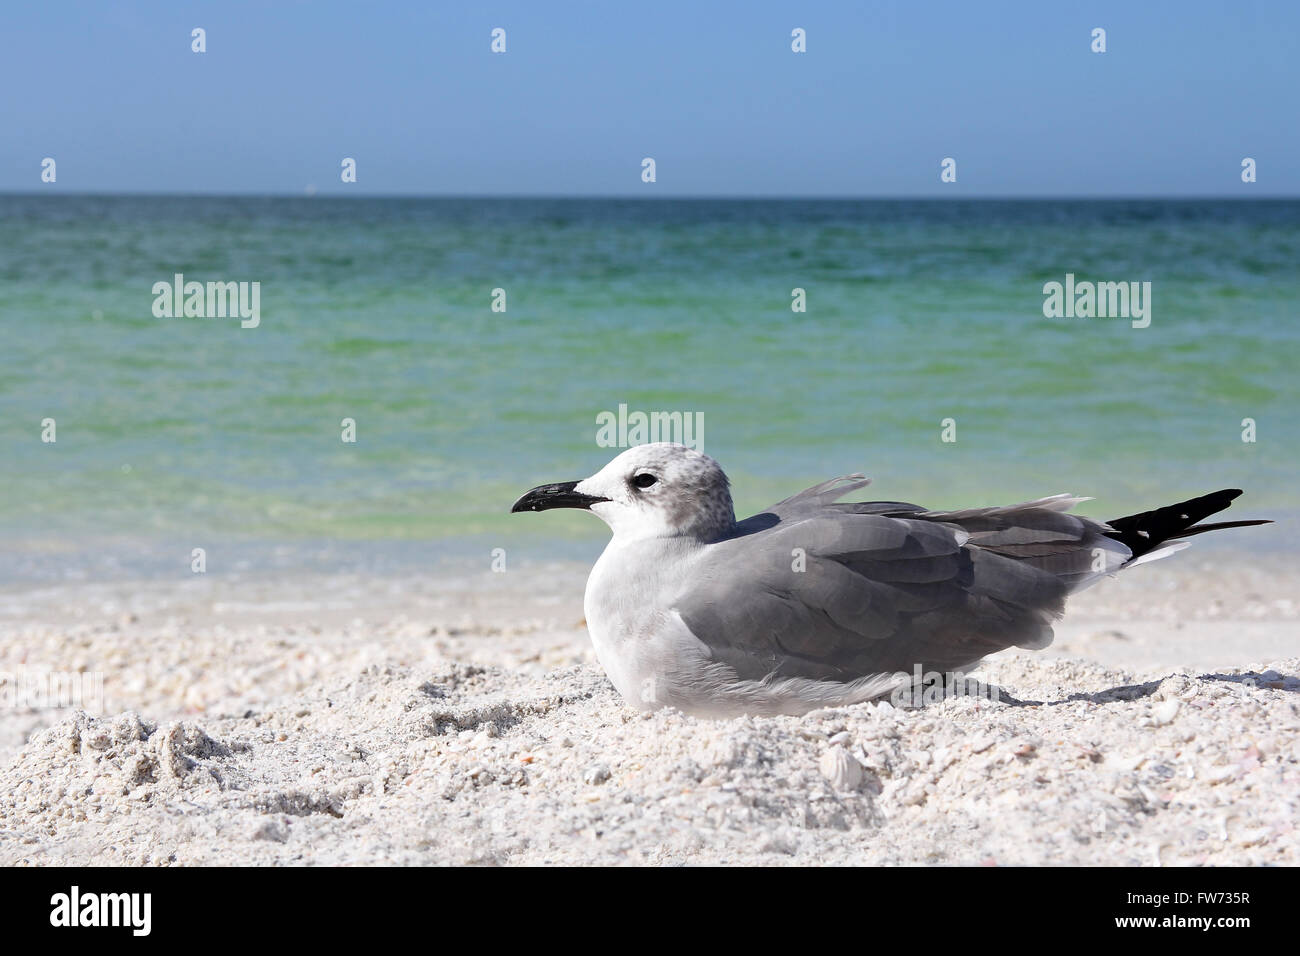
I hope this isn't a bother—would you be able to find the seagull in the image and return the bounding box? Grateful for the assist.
[511,443,1269,717]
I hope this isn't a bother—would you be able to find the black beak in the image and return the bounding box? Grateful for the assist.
[510,480,610,514]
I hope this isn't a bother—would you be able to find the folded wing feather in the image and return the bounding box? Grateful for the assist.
[675,482,1132,685]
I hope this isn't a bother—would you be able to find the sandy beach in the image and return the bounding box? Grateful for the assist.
[0,551,1295,866]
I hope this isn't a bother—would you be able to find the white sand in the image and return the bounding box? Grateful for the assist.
[0,553,1296,865]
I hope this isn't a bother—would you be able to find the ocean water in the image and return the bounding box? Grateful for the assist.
[1,196,1295,575]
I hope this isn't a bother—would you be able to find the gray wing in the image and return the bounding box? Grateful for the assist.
[677,479,1131,683]
[764,473,926,520]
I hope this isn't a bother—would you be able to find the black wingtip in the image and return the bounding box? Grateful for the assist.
[1180,518,1272,535]
[1106,489,1267,559]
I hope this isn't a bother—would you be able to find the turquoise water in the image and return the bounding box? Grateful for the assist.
[1,196,1295,571]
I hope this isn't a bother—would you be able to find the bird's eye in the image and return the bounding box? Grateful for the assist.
[631,473,658,489]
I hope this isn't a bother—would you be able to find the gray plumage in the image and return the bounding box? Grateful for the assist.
[510,443,1267,717]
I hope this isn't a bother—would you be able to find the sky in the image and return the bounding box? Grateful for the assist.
[1,0,1296,197]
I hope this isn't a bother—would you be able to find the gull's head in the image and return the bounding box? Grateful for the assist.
[511,443,735,542]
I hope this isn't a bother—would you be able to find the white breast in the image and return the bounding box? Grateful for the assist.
[583,538,702,710]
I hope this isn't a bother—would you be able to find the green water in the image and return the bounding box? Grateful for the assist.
[1,196,1295,573]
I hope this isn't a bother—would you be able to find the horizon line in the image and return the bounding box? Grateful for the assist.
[1,190,1297,202]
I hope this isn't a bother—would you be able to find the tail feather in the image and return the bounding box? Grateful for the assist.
[1105,489,1270,562]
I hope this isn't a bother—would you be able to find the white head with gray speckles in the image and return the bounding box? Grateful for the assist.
[575,443,735,543]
